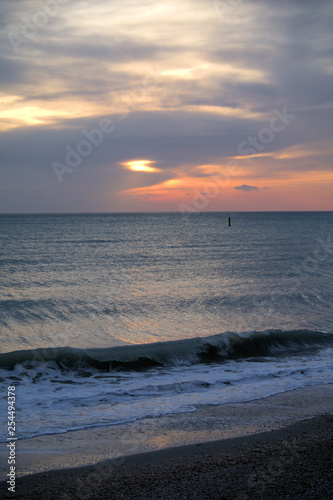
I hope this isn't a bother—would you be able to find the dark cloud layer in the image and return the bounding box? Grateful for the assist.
[234,185,260,192]
[0,0,332,212]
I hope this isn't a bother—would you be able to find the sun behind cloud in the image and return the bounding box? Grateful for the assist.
[123,160,159,173]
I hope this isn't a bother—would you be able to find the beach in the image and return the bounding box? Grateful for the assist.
[1,213,332,498]
[1,385,332,499]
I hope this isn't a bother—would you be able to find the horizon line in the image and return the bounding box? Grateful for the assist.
[0,210,332,216]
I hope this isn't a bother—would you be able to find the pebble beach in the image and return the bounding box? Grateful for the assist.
[1,385,332,499]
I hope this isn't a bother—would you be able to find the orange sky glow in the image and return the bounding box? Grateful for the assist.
[0,0,332,213]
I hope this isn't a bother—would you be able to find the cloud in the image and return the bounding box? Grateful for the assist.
[0,0,332,212]
[234,185,260,192]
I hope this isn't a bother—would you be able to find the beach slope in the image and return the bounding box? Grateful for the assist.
[1,413,332,500]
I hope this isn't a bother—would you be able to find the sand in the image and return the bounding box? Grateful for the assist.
[1,385,332,499]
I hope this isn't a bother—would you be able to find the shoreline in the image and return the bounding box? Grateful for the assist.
[1,412,332,499]
[0,384,332,481]
[0,384,332,499]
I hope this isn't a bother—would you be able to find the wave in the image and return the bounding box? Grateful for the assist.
[0,298,120,327]
[0,330,332,376]
[0,298,71,326]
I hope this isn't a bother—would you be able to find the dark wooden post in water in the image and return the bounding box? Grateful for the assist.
[228,217,231,226]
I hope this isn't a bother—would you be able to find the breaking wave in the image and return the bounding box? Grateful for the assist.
[0,329,332,376]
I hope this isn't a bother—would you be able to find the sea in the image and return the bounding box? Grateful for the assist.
[0,212,332,443]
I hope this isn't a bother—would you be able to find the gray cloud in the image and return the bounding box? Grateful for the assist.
[234,185,260,192]
[0,0,332,212]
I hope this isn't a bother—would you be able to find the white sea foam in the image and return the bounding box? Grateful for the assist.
[0,212,332,440]
[0,344,332,440]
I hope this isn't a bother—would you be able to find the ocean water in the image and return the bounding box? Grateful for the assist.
[0,212,332,441]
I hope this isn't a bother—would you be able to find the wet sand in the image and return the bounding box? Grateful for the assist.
[1,385,332,499]
[1,413,332,499]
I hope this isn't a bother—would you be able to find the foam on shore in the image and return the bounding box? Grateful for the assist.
[0,384,332,481]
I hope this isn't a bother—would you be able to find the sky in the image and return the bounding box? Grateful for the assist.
[0,0,332,213]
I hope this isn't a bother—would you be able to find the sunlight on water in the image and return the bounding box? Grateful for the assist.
[0,212,332,439]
